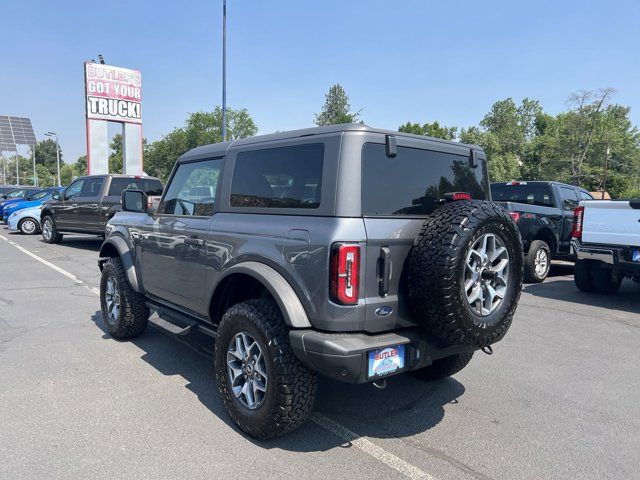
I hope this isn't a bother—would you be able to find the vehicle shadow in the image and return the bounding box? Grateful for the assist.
[39,235,103,252]
[90,311,466,450]
[523,264,639,316]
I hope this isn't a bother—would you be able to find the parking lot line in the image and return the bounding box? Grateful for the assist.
[0,231,436,480]
[0,233,100,296]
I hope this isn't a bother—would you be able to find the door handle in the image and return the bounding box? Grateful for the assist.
[184,237,205,247]
[378,246,391,297]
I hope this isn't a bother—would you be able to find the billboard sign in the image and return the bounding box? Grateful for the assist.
[84,63,142,124]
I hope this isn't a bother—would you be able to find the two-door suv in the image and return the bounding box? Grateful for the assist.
[98,124,523,438]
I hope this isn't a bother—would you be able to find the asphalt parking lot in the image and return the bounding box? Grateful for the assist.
[1,230,639,480]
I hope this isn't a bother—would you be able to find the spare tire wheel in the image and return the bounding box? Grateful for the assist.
[408,200,523,348]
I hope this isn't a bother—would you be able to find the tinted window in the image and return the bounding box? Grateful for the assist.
[230,144,324,209]
[108,178,164,196]
[579,191,593,201]
[159,159,222,216]
[81,177,104,197]
[559,187,579,211]
[362,144,488,216]
[490,183,555,207]
[5,189,27,198]
[28,190,50,200]
[65,180,85,199]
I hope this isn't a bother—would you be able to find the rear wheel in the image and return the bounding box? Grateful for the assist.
[524,240,551,283]
[411,352,474,381]
[591,262,622,294]
[41,215,63,243]
[18,217,39,235]
[214,299,317,439]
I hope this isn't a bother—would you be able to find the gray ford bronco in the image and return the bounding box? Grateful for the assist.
[98,123,523,439]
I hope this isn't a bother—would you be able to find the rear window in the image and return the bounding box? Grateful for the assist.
[362,143,488,216]
[108,178,163,196]
[490,183,554,207]
[230,144,324,209]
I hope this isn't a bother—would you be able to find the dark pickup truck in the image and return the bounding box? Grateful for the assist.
[41,174,163,243]
[491,181,593,282]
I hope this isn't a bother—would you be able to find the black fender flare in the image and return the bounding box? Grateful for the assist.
[215,262,312,328]
[98,236,142,293]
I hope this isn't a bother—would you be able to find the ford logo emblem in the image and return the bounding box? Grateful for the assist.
[375,306,393,317]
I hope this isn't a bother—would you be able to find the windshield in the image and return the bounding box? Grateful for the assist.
[490,183,554,207]
[29,190,51,200]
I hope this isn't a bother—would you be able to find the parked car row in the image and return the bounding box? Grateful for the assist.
[0,175,163,238]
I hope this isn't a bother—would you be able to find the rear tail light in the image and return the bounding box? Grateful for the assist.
[509,212,520,223]
[330,243,360,305]
[572,206,584,239]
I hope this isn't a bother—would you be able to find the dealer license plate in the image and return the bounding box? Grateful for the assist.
[367,345,405,378]
[632,249,640,262]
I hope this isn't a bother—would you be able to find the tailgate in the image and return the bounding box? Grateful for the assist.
[582,200,640,247]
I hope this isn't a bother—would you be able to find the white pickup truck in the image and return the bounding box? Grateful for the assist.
[571,199,640,294]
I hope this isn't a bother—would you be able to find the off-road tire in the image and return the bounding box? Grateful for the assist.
[574,260,595,292]
[591,262,622,295]
[411,352,474,381]
[215,299,317,439]
[100,257,149,339]
[408,200,523,348]
[41,215,63,244]
[524,240,551,283]
[18,217,39,235]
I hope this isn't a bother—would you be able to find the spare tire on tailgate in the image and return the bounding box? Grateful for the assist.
[408,200,523,348]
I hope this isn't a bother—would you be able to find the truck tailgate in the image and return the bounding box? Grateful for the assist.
[582,200,640,247]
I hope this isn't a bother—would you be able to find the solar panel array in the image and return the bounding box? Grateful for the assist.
[0,116,36,151]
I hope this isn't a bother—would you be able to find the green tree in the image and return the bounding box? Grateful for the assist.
[74,155,87,176]
[60,164,75,185]
[314,84,360,126]
[35,139,62,170]
[109,134,124,174]
[398,121,457,140]
[145,107,257,181]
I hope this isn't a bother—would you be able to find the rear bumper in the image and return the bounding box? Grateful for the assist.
[572,239,640,271]
[289,327,474,384]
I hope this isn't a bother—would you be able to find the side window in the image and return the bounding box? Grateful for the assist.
[559,187,579,211]
[579,191,593,201]
[80,177,104,198]
[230,144,324,209]
[65,179,85,199]
[159,159,222,216]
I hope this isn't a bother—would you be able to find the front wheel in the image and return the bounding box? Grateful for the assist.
[214,299,317,439]
[41,215,63,243]
[524,240,551,283]
[100,257,149,339]
[18,217,39,235]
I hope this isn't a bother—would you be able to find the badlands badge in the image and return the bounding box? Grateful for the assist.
[367,345,405,378]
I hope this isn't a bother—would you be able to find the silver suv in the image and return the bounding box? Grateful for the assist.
[98,123,523,439]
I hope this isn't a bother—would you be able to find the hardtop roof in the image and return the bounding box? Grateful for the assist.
[178,123,481,162]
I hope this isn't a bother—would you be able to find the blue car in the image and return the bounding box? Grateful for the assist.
[0,187,40,217]
[1,188,62,223]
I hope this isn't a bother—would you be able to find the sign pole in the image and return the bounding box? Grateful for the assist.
[15,150,19,186]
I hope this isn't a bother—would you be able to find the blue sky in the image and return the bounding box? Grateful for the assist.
[2,0,639,163]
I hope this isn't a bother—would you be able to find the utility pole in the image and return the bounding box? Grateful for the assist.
[45,132,61,187]
[602,134,610,200]
[221,0,227,142]
[32,145,37,186]
[15,150,19,186]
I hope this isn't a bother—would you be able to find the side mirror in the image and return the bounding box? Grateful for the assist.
[52,191,61,201]
[122,189,148,213]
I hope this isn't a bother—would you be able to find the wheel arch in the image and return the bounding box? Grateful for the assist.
[98,235,142,293]
[533,227,557,254]
[209,262,311,329]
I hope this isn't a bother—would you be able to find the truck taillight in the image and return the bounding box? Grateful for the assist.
[330,243,360,305]
[572,206,584,239]
[509,212,520,223]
